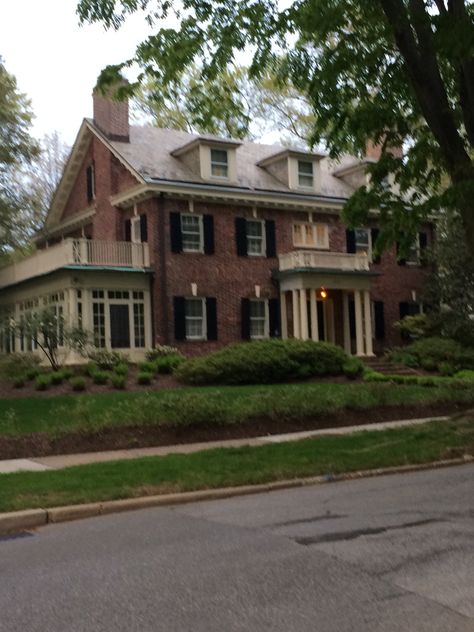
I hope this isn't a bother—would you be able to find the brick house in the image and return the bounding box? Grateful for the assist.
[0,88,432,363]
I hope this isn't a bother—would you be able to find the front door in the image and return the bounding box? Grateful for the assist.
[110,304,130,348]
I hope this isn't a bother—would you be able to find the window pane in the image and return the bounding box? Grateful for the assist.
[211,149,228,164]
[185,299,203,318]
[181,215,200,232]
[250,319,265,338]
[298,160,313,175]
[211,149,228,177]
[355,228,370,256]
[305,224,316,246]
[181,214,202,251]
[246,221,262,237]
[134,303,145,348]
[246,220,264,255]
[250,300,265,318]
[315,224,327,247]
[298,174,314,187]
[185,319,203,338]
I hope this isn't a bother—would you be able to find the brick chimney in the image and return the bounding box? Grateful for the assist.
[366,138,403,160]
[92,80,129,142]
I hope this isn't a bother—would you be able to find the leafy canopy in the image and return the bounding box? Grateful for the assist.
[77,1,474,254]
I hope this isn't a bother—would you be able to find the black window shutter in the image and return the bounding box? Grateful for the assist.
[124,219,131,242]
[374,301,385,340]
[235,218,248,257]
[206,298,218,340]
[173,297,186,340]
[399,302,410,319]
[170,212,183,253]
[86,164,94,203]
[346,229,356,254]
[241,298,251,339]
[269,298,280,338]
[265,220,277,258]
[371,229,381,264]
[203,215,215,255]
[140,214,148,243]
[396,242,406,266]
[419,232,428,265]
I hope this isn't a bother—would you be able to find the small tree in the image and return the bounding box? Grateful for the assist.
[1,308,90,370]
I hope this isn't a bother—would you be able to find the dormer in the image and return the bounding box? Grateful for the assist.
[257,149,325,192]
[332,159,375,189]
[171,137,242,184]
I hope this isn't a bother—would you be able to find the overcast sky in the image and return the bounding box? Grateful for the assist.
[1,0,155,145]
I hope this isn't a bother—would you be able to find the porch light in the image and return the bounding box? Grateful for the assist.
[320,288,328,299]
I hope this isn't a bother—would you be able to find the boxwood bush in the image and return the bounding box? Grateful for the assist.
[175,339,348,386]
[389,336,474,372]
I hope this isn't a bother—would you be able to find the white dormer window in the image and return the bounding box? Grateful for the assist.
[210,149,229,178]
[297,160,314,188]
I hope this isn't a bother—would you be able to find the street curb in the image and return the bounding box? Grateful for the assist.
[0,455,472,535]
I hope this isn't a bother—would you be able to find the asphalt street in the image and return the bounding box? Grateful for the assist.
[1,463,473,631]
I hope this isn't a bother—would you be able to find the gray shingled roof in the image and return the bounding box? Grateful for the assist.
[110,126,357,200]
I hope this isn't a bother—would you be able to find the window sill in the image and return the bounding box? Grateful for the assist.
[293,245,330,250]
[182,248,205,255]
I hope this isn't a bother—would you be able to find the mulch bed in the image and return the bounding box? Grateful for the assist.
[0,401,469,461]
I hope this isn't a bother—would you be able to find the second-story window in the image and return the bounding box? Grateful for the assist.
[246,220,265,256]
[181,214,203,252]
[210,148,229,178]
[297,160,314,188]
[355,228,371,258]
[293,223,328,249]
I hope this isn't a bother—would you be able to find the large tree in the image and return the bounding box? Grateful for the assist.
[77,0,474,255]
[133,64,315,145]
[0,58,39,255]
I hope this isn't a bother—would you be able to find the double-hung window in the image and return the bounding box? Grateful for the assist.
[406,236,420,265]
[355,228,371,259]
[246,220,265,256]
[249,299,268,339]
[210,149,229,178]
[181,214,203,252]
[185,298,206,340]
[298,160,314,188]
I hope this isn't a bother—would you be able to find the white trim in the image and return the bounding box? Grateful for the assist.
[184,297,207,341]
[181,213,204,253]
[246,219,266,257]
[249,298,269,340]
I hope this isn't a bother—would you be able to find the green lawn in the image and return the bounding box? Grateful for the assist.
[0,415,472,513]
[1,382,474,436]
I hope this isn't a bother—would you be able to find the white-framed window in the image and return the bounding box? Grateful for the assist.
[298,160,314,188]
[181,213,204,252]
[355,228,372,259]
[210,148,229,178]
[246,219,265,256]
[91,287,147,350]
[406,236,420,265]
[249,299,268,339]
[293,223,329,249]
[185,298,206,340]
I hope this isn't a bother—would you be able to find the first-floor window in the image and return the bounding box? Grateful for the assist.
[185,298,206,340]
[93,301,106,348]
[249,299,268,339]
[133,303,145,348]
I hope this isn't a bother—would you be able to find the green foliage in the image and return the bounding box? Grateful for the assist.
[92,370,109,385]
[85,362,99,377]
[455,370,474,380]
[138,361,156,373]
[70,376,86,392]
[175,340,348,386]
[25,367,41,381]
[114,363,129,376]
[342,357,364,380]
[78,0,474,255]
[86,350,128,370]
[153,354,185,375]
[0,353,41,381]
[137,371,154,385]
[61,368,74,380]
[389,337,474,373]
[438,362,456,377]
[111,374,127,390]
[50,371,64,385]
[35,374,51,391]
[394,314,435,341]
[12,376,25,388]
[146,345,181,360]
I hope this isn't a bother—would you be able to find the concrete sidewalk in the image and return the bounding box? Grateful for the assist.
[0,415,448,474]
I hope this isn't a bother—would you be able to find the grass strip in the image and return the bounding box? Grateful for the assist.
[1,382,474,437]
[0,415,472,513]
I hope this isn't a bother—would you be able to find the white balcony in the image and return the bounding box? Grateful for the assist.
[0,239,150,289]
[279,250,370,273]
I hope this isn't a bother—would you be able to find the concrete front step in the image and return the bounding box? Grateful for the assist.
[363,358,421,376]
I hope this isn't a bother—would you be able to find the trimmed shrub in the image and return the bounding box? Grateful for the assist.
[389,337,474,372]
[70,376,86,392]
[87,350,128,370]
[153,354,184,374]
[438,362,456,377]
[25,367,41,381]
[455,369,474,380]
[85,362,99,378]
[114,363,129,376]
[13,376,25,388]
[137,371,154,385]
[35,374,52,391]
[50,371,65,385]
[111,374,127,390]
[92,371,109,385]
[420,357,438,372]
[342,357,364,380]
[61,368,74,380]
[138,361,156,374]
[175,339,348,386]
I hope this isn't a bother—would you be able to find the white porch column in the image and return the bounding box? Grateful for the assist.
[354,290,364,356]
[292,289,300,339]
[299,288,309,340]
[363,290,374,356]
[67,288,76,328]
[280,292,288,339]
[342,291,351,354]
[310,289,319,341]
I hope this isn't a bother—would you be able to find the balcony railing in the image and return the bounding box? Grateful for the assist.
[0,239,150,289]
[279,250,370,273]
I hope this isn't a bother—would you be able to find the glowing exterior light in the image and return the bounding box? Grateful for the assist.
[320,288,328,299]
